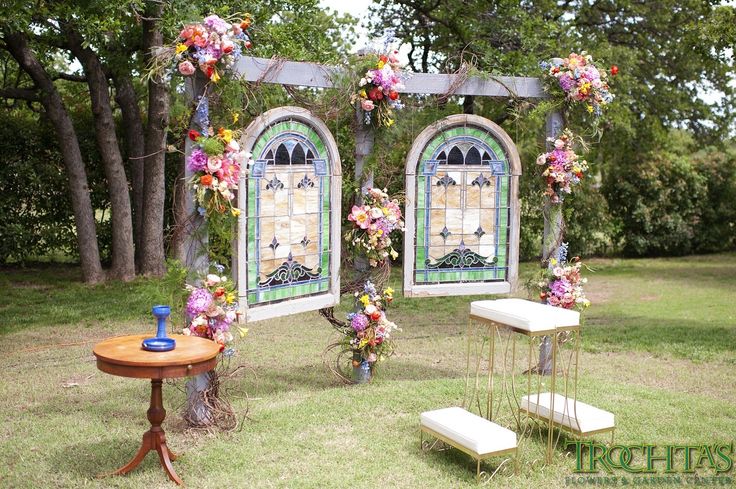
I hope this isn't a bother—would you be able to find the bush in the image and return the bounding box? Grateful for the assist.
[691,146,736,253]
[603,149,708,256]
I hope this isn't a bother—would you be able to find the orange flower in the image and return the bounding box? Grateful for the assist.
[200,174,213,186]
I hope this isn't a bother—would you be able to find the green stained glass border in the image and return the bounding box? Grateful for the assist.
[246,119,332,305]
[413,123,512,285]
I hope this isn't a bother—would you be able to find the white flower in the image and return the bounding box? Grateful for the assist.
[226,139,240,152]
[206,274,221,286]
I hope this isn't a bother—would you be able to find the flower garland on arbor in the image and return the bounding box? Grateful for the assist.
[186,124,252,218]
[174,14,253,83]
[535,129,588,204]
[351,34,406,128]
[345,188,405,266]
[535,51,618,309]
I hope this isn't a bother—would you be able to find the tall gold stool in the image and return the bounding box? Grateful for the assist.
[463,298,614,465]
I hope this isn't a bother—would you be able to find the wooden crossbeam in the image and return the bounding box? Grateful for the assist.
[233,56,546,99]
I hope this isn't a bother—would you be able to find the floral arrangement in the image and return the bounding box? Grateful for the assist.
[183,264,247,354]
[538,243,590,310]
[187,124,252,218]
[542,52,614,116]
[174,14,253,83]
[351,48,406,127]
[344,281,400,368]
[535,129,588,204]
[345,188,405,267]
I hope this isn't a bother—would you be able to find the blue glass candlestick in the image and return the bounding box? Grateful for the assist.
[142,305,176,352]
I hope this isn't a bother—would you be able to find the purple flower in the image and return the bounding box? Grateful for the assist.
[558,72,575,92]
[203,15,229,35]
[188,148,209,172]
[187,288,213,316]
[351,313,369,332]
[550,279,570,297]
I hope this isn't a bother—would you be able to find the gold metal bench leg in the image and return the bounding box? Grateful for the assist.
[477,458,481,481]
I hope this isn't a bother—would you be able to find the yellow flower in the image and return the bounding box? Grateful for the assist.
[550,258,558,266]
[385,287,394,296]
[211,69,221,83]
[231,207,241,217]
[587,104,594,114]
[359,294,370,306]
[176,43,187,54]
[377,60,385,69]
[359,89,367,98]
[232,112,239,124]
[238,327,249,338]
[219,128,233,143]
[226,292,236,304]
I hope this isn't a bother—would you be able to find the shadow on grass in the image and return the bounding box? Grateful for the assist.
[583,315,736,362]
[48,436,163,479]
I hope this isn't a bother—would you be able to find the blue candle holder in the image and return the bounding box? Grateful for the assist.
[142,305,176,352]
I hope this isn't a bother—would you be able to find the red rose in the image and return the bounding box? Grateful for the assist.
[389,90,399,101]
[206,65,214,79]
[379,55,388,63]
[244,40,252,49]
[610,65,619,76]
[370,311,381,321]
[188,129,201,141]
[368,87,384,101]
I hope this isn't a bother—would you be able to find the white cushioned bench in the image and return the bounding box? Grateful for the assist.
[420,407,517,478]
[521,393,615,435]
[470,298,580,334]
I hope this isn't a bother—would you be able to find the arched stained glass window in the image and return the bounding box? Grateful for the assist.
[237,107,342,322]
[403,114,521,297]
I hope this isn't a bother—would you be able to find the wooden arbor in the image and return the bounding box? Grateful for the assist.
[183,54,562,320]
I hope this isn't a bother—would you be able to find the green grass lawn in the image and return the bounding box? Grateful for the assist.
[0,254,735,488]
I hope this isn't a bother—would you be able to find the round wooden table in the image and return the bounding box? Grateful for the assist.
[93,334,221,485]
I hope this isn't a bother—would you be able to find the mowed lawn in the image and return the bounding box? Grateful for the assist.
[0,254,734,488]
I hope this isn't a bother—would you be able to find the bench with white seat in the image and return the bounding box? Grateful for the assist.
[521,393,615,437]
[470,298,581,335]
[420,406,517,479]
[465,298,615,462]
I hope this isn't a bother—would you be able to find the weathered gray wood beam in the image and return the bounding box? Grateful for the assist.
[233,56,546,99]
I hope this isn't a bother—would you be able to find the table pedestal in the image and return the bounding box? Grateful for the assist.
[112,379,182,485]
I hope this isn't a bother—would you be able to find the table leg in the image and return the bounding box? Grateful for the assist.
[110,379,183,485]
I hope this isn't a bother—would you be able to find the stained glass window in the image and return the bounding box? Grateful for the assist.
[238,108,341,321]
[404,115,521,297]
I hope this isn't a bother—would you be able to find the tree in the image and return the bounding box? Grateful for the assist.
[0,0,358,280]
[1,30,105,283]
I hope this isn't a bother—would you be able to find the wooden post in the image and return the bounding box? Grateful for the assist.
[182,73,210,278]
[183,73,214,425]
[538,110,565,375]
[354,105,375,197]
[353,103,375,272]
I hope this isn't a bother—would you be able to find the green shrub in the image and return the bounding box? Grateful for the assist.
[603,149,707,256]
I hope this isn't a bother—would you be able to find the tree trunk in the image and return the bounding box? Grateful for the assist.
[65,25,135,282]
[138,0,170,277]
[169,152,188,263]
[3,31,104,283]
[113,74,146,272]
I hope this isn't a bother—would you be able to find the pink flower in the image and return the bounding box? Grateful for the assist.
[361,99,375,111]
[207,157,222,173]
[348,205,371,229]
[178,60,196,76]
